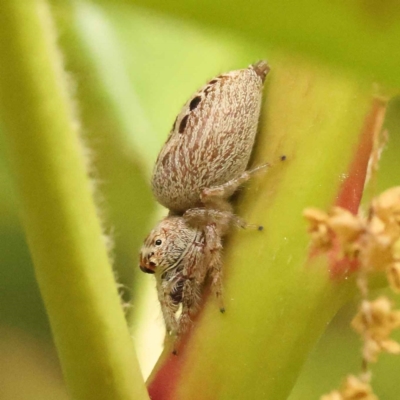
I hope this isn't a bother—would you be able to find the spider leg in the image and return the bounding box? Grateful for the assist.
[204,224,224,312]
[184,208,233,234]
[157,280,179,335]
[231,215,264,231]
[200,163,269,206]
[171,277,202,354]
[184,202,263,233]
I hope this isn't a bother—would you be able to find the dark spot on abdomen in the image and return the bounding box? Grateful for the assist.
[179,114,189,133]
[189,96,201,111]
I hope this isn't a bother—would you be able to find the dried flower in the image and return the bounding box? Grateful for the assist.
[328,207,365,258]
[321,375,378,400]
[304,207,365,258]
[303,208,333,251]
[321,390,343,400]
[370,187,400,231]
[364,187,400,270]
[387,262,400,293]
[352,297,400,362]
[329,207,365,243]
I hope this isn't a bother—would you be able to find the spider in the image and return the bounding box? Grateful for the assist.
[139,61,269,352]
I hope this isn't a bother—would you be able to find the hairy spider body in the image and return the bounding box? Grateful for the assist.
[140,61,269,349]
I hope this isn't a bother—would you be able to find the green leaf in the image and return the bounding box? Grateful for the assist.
[102,0,400,88]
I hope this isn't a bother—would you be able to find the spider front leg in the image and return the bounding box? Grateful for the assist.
[157,281,179,335]
[204,224,225,313]
[182,218,225,313]
[178,278,201,333]
[172,277,202,355]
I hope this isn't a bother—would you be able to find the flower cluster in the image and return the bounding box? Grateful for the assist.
[321,375,378,400]
[304,187,400,284]
[303,206,365,259]
[304,187,400,399]
[352,297,400,362]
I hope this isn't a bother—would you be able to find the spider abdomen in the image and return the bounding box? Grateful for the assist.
[151,61,268,213]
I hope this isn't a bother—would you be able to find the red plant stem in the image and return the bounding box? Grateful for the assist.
[330,97,387,277]
[335,97,387,213]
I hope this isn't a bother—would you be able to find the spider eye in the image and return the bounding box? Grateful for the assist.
[155,239,162,246]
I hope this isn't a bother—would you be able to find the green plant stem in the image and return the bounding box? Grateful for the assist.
[0,1,148,399]
[147,56,379,400]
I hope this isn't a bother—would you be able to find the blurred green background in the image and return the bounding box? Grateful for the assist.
[0,1,399,398]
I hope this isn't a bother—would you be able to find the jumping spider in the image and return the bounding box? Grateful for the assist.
[139,61,270,352]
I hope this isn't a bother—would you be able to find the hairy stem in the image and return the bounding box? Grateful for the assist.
[0,1,148,399]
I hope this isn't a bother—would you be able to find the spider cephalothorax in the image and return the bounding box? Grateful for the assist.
[139,217,199,275]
